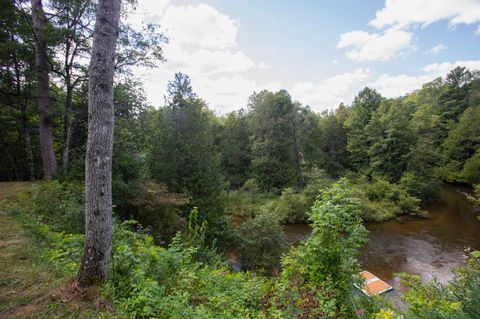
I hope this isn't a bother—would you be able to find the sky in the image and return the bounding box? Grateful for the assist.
[127,0,480,114]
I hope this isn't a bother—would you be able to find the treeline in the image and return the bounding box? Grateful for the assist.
[2,0,480,247]
[0,0,164,181]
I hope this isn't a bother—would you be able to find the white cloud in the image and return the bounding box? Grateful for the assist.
[127,1,273,113]
[476,25,480,35]
[290,68,371,112]
[422,60,480,76]
[160,4,237,50]
[258,61,271,70]
[425,43,447,55]
[370,0,480,29]
[337,28,413,61]
[369,74,432,98]
[370,59,480,98]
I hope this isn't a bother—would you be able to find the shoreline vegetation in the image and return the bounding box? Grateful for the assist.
[1,0,480,317]
[1,181,479,318]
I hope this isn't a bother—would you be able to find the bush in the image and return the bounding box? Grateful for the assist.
[271,187,310,223]
[237,212,287,274]
[266,179,369,318]
[122,180,189,245]
[354,178,426,221]
[462,151,480,184]
[105,216,269,318]
[31,181,85,233]
[400,171,441,203]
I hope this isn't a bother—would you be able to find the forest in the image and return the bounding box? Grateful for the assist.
[1,0,480,318]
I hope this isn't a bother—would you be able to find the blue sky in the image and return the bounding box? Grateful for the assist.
[129,0,480,113]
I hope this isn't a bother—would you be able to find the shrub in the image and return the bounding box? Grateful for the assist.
[105,215,269,318]
[354,178,425,221]
[462,151,480,184]
[31,181,85,233]
[400,171,440,203]
[237,212,287,274]
[266,179,369,318]
[271,187,310,223]
[123,180,189,245]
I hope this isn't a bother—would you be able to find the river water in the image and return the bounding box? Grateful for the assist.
[284,184,480,297]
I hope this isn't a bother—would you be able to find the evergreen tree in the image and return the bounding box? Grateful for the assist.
[149,73,228,243]
[345,87,382,171]
[249,90,300,191]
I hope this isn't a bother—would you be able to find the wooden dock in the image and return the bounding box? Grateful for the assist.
[355,271,393,297]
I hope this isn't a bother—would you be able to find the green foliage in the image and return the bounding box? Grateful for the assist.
[462,150,480,184]
[123,180,189,245]
[354,178,425,221]
[319,104,349,176]
[217,110,253,189]
[249,90,301,191]
[267,179,368,318]
[345,87,383,171]
[149,73,228,244]
[237,212,287,274]
[271,187,311,223]
[31,180,85,233]
[400,171,440,203]
[104,217,269,319]
[441,106,480,182]
[366,100,415,181]
[9,203,83,275]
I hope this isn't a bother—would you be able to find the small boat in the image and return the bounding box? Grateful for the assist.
[355,271,393,297]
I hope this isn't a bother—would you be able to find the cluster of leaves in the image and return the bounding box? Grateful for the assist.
[30,180,85,233]
[352,178,426,221]
[265,179,371,318]
[237,212,287,274]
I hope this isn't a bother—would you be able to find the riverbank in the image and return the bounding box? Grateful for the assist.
[284,184,480,300]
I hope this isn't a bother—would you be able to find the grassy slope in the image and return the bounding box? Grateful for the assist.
[0,182,116,319]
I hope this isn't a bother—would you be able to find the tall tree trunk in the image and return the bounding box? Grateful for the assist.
[31,0,57,179]
[61,84,73,174]
[76,0,121,287]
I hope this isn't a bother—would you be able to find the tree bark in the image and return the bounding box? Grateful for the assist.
[76,0,121,287]
[31,0,57,180]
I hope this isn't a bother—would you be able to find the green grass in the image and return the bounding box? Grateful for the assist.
[0,183,118,319]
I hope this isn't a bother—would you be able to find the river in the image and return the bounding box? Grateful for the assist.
[284,184,480,298]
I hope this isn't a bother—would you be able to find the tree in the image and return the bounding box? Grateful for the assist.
[249,90,300,191]
[439,67,478,124]
[31,0,57,179]
[48,0,95,174]
[0,1,37,181]
[149,73,228,243]
[217,110,252,189]
[441,106,480,182]
[366,99,415,181]
[319,104,349,176]
[345,87,382,171]
[76,0,121,287]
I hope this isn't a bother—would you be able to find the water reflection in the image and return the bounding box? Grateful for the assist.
[283,184,480,297]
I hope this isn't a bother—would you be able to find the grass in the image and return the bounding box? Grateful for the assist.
[0,182,118,319]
